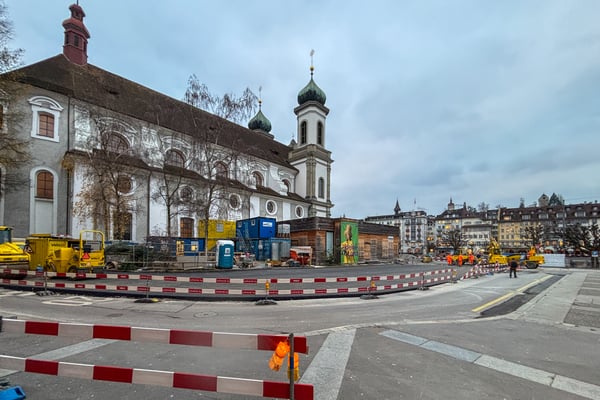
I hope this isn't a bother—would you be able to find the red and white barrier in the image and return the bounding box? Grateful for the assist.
[0,355,313,399]
[461,263,507,280]
[1,319,308,353]
[0,319,312,398]
[1,268,455,297]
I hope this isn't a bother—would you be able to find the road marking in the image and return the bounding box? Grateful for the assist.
[300,329,356,400]
[0,339,115,378]
[471,275,553,313]
[0,290,36,297]
[380,329,600,400]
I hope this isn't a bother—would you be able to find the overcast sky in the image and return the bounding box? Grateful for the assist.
[7,1,600,218]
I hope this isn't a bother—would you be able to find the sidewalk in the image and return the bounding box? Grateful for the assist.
[514,268,600,329]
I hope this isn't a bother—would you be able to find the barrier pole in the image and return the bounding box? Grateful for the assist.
[289,332,295,400]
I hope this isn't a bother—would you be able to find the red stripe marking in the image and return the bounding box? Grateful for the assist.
[384,285,391,290]
[270,278,278,283]
[216,278,230,284]
[190,277,203,283]
[290,278,303,283]
[139,274,152,280]
[291,289,304,295]
[188,288,202,294]
[173,372,217,391]
[257,334,308,354]
[137,286,149,292]
[93,325,131,340]
[337,288,348,293]
[56,273,67,278]
[337,277,347,282]
[76,273,86,279]
[357,276,367,281]
[164,276,177,281]
[25,321,59,336]
[162,287,176,293]
[117,274,129,279]
[95,285,107,290]
[117,286,128,291]
[75,283,85,289]
[263,381,314,400]
[215,289,229,295]
[25,359,59,375]
[315,288,327,294]
[314,277,326,283]
[387,275,394,280]
[243,278,257,284]
[93,365,133,383]
[358,287,368,292]
[372,276,381,281]
[34,281,44,286]
[54,283,65,288]
[95,273,108,279]
[169,330,212,346]
[242,289,256,295]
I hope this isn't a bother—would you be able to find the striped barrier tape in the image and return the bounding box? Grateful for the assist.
[0,355,313,399]
[1,319,308,353]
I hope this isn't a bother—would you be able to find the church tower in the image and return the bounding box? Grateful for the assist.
[289,53,333,217]
[62,3,90,65]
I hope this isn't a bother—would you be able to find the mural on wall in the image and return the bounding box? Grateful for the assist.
[340,221,358,264]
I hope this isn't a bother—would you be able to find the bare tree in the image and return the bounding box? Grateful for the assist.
[521,224,544,247]
[183,74,257,124]
[0,1,29,199]
[70,116,142,240]
[440,228,464,252]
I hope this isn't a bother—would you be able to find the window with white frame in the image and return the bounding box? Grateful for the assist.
[266,200,277,215]
[29,96,63,142]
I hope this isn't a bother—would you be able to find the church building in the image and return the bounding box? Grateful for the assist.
[0,3,334,242]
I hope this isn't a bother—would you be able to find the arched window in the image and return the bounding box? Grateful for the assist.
[300,121,307,144]
[29,96,63,142]
[107,133,129,153]
[215,162,228,179]
[318,177,325,199]
[252,171,263,187]
[36,171,54,199]
[165,149,185,168]
[317,121,323,145]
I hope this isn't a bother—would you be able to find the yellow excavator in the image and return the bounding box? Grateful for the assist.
[0,226,30,277]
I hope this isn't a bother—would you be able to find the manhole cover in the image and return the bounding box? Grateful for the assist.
[194,311,217,318]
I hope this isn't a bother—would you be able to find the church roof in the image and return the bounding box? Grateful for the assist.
[15,54,296,170]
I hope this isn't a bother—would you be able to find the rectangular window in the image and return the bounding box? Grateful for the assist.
[180,217,194,238]
[38,113,55,138]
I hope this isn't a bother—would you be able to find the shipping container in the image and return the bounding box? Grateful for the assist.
[235,237,291,261]
[198,219,236,251]
[235,217,276,239]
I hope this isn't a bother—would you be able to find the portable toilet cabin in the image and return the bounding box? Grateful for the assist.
[215,239,235,269]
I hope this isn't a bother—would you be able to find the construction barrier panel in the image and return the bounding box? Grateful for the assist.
[0,318,312,399]
[0,268,455,299]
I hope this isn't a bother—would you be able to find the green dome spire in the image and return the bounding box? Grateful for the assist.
[248,100,272,133]
[297,65,326,105]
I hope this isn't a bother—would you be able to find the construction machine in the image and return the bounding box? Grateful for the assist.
[26,230,105,273]
[525,246,545,269]
[0,226,30,273]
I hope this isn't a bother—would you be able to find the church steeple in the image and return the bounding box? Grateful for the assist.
[62,3,90,66]
[394,199,401,216]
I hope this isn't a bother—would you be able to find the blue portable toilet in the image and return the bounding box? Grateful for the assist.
[216,240,234,269]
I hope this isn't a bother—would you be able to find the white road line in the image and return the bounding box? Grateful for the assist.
[0,339,115,378]
[380,329,600,400]
[300,329,356,400]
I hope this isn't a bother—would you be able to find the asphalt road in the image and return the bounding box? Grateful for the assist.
[0,264,599,400]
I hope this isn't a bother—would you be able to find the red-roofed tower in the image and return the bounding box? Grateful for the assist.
[62,3,90,65]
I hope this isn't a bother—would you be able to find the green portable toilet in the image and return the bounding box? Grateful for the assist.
[216,239,234,269]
